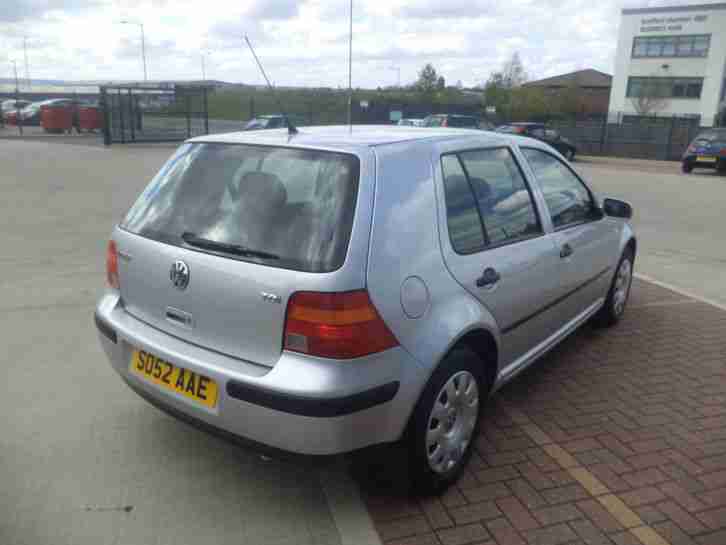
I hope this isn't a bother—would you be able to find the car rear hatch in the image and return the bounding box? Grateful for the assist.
[114,142,369,367]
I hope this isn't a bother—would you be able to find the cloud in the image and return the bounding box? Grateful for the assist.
[0,0,103,22]
[246,0,300,20]
[398,0,501,19]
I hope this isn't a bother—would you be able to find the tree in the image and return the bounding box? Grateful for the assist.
[416,63,439,93]
[502,52,527,88]
[630,78,669,115]
[485,53,528,91]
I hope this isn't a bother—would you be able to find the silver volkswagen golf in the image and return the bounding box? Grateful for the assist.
[95,126,635,493]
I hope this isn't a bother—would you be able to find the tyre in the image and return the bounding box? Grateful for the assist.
[406,347,487,495]
[593,247,634,327]
[682,162,693,174]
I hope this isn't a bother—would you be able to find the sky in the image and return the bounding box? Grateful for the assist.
[0,0,722,88]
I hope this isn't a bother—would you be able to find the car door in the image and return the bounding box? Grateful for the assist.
[520,147,620,322]
[437,146,564,369]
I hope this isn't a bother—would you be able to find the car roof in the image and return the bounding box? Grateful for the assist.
[189,124,535,152]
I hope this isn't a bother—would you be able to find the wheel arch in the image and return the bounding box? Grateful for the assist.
[449,328,499,395]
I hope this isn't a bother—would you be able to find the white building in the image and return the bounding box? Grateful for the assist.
[609,3,726,126]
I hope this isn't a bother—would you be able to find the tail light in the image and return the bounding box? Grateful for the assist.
[719,147,726,157]
[284,291,398,359]
[106,240,120,289]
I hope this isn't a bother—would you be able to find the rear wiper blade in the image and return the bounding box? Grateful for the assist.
[181,232,279,260]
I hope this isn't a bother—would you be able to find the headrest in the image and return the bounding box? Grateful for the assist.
[238,171,287,210]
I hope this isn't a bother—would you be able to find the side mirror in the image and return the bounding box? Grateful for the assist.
[602,198,633,220]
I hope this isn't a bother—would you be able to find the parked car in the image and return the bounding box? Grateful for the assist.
[496,123,577,161]
[397,118,424,127]
[422,114,484,129]
[18,99,75,126]
[2,100,31,124]
[682,129,726,174]
[242,114,306,131]
[95,126,636,494]
[1,99,31,113]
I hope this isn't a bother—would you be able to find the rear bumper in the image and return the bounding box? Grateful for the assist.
[94,293,427,455]
[682,155,725,170]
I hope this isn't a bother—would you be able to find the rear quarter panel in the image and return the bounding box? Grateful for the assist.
[366,140,500,381]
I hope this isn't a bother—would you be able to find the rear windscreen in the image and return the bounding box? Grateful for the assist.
[693,131,726,145]
[121,143,360,273]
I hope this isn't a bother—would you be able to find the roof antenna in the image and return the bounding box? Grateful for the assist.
[347,0,353,132]
[243,35,298,135]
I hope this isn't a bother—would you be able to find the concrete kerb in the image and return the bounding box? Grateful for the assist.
[634,272,726,312]
[319,462,383,545]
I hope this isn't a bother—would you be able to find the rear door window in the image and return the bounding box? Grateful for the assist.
[122,143,360,273]
[441,148,542,253]
[458,148,542,246]
[441,154,486,253]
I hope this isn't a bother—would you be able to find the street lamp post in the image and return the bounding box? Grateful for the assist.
[11,60,22,135]
[120,20,147,82]
[11,60,19,92]
[23,36,31,89]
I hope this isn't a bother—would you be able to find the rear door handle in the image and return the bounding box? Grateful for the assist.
[476,267,500,288]
[560,243,573,259]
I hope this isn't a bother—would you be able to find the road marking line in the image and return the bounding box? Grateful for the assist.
[511,409,673,545]
[570,467,610,497]
[629,299,702,308]
[597,495,643,529]
[542,444,580,469]
[522,423,553,446]
[631,525,673,545]
[634,273,726,312]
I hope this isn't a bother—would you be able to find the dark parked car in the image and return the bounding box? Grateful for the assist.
[422,114,489,129]
[496,123,577,161]
[242,114,306,131]
[682,129,726,174]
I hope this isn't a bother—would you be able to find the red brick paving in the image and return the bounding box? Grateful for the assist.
[361,279,726,545]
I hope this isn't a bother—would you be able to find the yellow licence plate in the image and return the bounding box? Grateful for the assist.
[129,349,218,409]
[697,156,717,162]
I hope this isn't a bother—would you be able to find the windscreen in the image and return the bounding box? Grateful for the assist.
[121,143,360,273]
[447,117,477,128]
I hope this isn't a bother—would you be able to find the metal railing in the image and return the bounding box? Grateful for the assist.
[100,84,210,145]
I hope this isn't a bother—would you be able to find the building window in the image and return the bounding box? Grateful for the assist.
[626,77,703,99]
[632,35,710,58]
